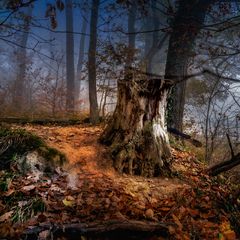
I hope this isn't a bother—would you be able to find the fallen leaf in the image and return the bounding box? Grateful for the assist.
[172,214,182,230]
[160,207,171,212]
[37,214,47,223]
[18,201,28,207]
[0,211,14,223]
[21,185,36,192]
[39,230,50,240]
[188,209,199,217]
[66,195,75,201]
[223,230,236,240]
[145,209,154,219]
[168,225,176,234]
[63,197,75,207]
[3,189,15,197]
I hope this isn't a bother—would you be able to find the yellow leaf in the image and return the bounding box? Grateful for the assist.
[63,198,74,207]
[220,221,231,232]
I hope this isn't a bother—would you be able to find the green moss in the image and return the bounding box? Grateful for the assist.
[0,126,66,171]
[0,172,15,191]
[38,146,66,166]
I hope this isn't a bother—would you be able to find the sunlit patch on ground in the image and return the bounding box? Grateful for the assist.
[22,124,188,197]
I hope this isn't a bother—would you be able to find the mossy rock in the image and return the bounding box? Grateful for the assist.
[0,126,67,173]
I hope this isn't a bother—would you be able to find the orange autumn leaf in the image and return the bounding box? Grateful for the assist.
[223,230,236,240]
[172,214,182,230]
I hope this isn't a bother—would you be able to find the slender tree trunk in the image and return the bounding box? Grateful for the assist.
[126,2,137,69]
[65,0,75,113]
[165,0,214,132]
[75,12,88,110]
[88,0,100,124]
[13,5,33,113]
[143,1,168,74]
[146,0,159,73]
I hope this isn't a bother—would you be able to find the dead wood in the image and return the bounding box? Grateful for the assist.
[167,127,202,147]
[207,153,240,176]
[22,220,173,240]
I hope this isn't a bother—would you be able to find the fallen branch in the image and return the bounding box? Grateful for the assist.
[22,220,173,240]
[207,152,240,176]
[167,127,202,147]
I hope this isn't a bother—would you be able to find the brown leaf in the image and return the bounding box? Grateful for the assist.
[172,214,182,230]
[223,230,236,240]
[39,230,50,240]
[3,189,15,197]
[160,207,171,212]
[145,209,154,219]
[188,209,199,217]
[168,225,176,234]
[37,214,47,223]
[21,185,36,192]
[0,211,13,223]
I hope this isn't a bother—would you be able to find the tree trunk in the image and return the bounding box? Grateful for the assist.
[100,76,171,177]
[165,0,214,132]
[88,0,100,124]
[65,0,75,113]
[75,12,88,110]
[100,2,172,177]
[126,2,136,67]
[12,5,33,113]
[145,0,160,73]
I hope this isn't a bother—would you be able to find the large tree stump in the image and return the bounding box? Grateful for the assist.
[100,76,171,177]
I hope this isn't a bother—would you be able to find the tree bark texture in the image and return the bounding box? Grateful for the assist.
[165,0,214,132]
[65,0,75,113]
[88,0,100,124]
[75,12,88,110]
[100,76,171,177]
[13,6,33,112]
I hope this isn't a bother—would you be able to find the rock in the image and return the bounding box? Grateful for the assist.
[17,151,46,175]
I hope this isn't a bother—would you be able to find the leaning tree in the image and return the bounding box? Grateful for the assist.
[100,0,215,177]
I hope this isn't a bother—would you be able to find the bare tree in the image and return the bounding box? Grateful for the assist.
[88,0,100,124]
[65,0,75,113]
[12,5,33,113]
[75,9,88,110]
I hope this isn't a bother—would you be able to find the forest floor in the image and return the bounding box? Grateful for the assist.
[0,124,239,239]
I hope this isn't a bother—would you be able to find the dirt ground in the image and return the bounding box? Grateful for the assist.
[23,124,189,200]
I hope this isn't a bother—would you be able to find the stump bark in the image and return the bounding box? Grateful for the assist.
[100,77,171,177]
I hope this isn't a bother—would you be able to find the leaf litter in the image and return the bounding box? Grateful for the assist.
[0,124,239,239]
